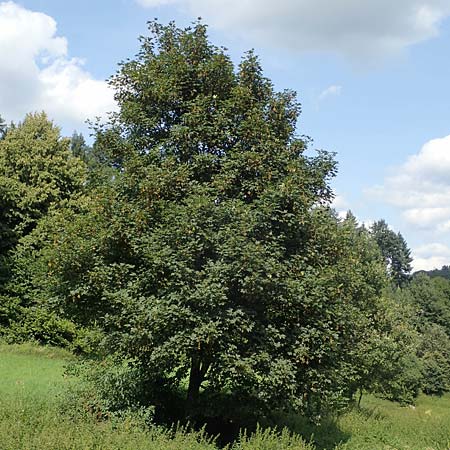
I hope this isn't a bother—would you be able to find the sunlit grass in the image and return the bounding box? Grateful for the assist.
[335,394,450,450]
[1,343,449,449]
[0,343,311,449]
[277,393,450,449]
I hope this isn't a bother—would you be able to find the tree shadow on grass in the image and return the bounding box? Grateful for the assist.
[142,385,354,449]
[265,411,351,450]
[269,404,386,449]
[153,389,354,449]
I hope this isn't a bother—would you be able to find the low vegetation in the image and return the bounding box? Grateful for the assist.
[1,344,449,449]
[0,344,311,449]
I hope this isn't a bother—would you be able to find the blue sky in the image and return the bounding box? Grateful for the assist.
[1,0,450,270]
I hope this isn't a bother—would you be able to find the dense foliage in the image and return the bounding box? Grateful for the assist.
[0,113,85,277]
[398,274,450,395]
[0,115,6,139]
[1,20,450,436]
[0,113,86,345]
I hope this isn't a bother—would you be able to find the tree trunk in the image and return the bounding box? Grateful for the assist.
[358,389,363,407]
[186,355,202,417]
[186,354,210,419]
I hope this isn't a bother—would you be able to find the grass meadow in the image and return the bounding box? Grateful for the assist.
[0,343,449,450]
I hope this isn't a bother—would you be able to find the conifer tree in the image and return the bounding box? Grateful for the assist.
[370,219,412,287]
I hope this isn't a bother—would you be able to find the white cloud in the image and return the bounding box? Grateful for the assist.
[136,0,450,62]
[371,134,450,232]
[415,242,450,256]
[412,243,450,271]
[0,2,115,131]
[318,85,342,102]
[413,255,450,271]
[331,194,348,211]
[330,193,350,220]
[403,207,450,229]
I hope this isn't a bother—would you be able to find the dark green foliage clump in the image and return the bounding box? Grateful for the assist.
[406,274,450,335]
[397,274,450,395]
[419,324,450,395]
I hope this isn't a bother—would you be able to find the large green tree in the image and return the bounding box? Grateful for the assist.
[24,22,387,421]
[0,112,86,283]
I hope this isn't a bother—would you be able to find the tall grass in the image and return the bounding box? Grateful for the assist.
[276,394,450,449]
[1,343,449,449]
[335,394,450,450]
[0,343,311,449]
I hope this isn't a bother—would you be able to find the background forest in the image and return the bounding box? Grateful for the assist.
[1,21,450,446]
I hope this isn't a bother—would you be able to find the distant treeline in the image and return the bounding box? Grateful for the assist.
[415,266,450,280]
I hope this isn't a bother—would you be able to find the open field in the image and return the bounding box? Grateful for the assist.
[0,343,449,450]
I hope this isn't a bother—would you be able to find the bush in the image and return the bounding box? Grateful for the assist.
[0,294,21,329]
[0,302,86,350]
[63,357,166,424]
[418,324,450,395]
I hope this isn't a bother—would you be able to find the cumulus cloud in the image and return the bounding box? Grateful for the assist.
[370,134,450,232]
[331,193,348,211]
[0,2,115,131]
[318,85,342,103]
[412,243,450,271]
[136,0,450,62]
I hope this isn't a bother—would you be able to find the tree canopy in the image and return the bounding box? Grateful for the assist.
[0,115,6,139]
[0,113,86,285]
[16,22,393,423]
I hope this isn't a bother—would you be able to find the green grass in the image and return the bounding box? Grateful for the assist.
[276,394,450,450]
[0,343,310,449]
[335,394,450,450]
[0,343,450,449]
[0,343,213,449]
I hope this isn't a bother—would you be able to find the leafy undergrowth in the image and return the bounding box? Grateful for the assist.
[1,343,450,449]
